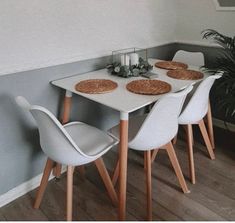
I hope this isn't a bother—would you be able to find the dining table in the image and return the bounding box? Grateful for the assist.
[51,58,208,220]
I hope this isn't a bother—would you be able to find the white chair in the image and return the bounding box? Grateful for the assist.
[172,50,217,149]
[15,96,119,221]
[154,74,222,185]
[110,86,193,220]
[173,50,205,67]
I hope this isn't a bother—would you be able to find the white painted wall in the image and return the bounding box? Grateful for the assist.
[1,0,234,76]
[0,0,177,75]
[175,0,235,44]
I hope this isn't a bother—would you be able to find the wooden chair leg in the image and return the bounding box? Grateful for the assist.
[185,124,196,184]
[206,101,215,149]
[53,163,62,178]
[67,165,74,221]
[151,149,159,163]
[95,158,118,206]
[112,160,119,187]
[34,158,55,209]
[183,125,194,146]
[165,142,190,194]
[198,120,215,160]
[145,151,152,221]
[172,135,177,145]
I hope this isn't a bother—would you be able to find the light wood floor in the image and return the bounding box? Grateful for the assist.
[0,127,234,221]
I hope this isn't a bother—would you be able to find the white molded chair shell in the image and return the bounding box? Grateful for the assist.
[16,97,118,166]
[173,50,205,67]
[178,75,222,125]
[128,85,193,151]
[15,96,31,111]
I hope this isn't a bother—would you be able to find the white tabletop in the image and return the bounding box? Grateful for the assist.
[52,59,207,113]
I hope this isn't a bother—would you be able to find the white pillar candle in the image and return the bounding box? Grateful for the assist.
[120,54,130,66]
[130,53,139,66]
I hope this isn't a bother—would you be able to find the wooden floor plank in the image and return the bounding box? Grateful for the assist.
[29,177,92,221]
[102,151,182,221]
[152,145,235,220]
[0,210,6,220]
[85,163,163,220]
[187,181,235,220]
[124,150,225,221]
[172,143,235,200]
[177,139,235,181]
[0,194,48,221]
[126,181,182,221]
[58,169,136,221]
[151,149,235,220]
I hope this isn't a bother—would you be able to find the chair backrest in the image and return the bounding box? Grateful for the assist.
[178,74,222,124]
[15,96,90,165]
[173,50,205,67]
[128,85,193,151]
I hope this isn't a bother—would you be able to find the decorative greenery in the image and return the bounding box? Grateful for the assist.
[202,29,235,123]
[106,57,153,78]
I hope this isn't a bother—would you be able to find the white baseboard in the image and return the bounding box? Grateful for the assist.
[213,118,235,132]
[0,166,66,208]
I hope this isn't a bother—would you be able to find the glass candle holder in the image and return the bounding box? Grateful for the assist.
[112,48,147,67]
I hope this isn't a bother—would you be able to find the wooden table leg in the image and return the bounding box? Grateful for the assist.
[53,90,73,178]
[119,112,129,221]
[145,150,152,221]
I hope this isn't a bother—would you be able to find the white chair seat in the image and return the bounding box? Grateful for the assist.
[64,122,118,157]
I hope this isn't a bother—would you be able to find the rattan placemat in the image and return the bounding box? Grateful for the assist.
[126,79,171,95]
[75,79,118,94]
[167,69,204,80]
[155,61,188,70]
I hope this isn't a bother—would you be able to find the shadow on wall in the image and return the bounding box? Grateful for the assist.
[0,93,41,150]
[0,94,45,191]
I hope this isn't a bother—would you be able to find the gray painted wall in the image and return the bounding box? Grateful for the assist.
[0,44,176,196]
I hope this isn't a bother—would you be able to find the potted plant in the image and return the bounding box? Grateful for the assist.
[202,29,235,125]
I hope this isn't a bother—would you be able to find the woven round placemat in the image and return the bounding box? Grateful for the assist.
[126,79,171,95]
[75,79,118,94]
[155,61,188,70]
[167,69,204,80]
